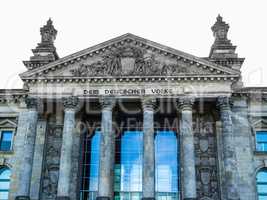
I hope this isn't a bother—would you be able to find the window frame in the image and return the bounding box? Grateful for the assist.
[256,168,267,200]
[255,129,267,153]
[114,128,144,198]
[154,128,180,199]
[0,166,11,200]
[0,129,14,152]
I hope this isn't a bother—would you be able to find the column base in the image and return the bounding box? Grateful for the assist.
[142,198,155,200]
[15,196,30,200]
[96,197,110,200]
[56,196,70,200]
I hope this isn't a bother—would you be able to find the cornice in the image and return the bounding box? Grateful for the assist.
[22,74,239,85]
[0,90,28,104]
[20,33,240,79]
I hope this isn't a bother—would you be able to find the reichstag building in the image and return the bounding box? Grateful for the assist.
[0,16,266,200]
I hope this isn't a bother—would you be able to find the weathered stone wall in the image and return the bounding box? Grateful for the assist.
[232,98,256,200]
[40,112,81,200]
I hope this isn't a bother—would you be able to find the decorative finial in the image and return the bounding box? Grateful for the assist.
[217,14,222,22]
[47,18,53,25]
[40,18,57,44]
[23,18,59,70]
[208,15,245,70]
[211,14,229,40]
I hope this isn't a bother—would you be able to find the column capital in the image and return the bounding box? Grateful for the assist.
[142,97,157,111]
[100,97,116,111]
[217,96,233,110]
[25,97,39,110]
[62,96,79,110]
[177,97,194,111]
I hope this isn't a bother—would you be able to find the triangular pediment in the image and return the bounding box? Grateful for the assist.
[0,119,17,128]
[20,33,240,82]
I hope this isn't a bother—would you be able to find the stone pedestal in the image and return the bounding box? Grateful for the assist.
[217,96,240,200]
[15,98,39,200]
[142,98,156,200]
[177,97,197,200]
[97,98,115,200]
[56,96,79,200]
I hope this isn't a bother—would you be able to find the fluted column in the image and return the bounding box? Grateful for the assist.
[217,96,240,200]
[56,96,79,200]
[15,98,39,200]
[177,97,197,200]
[142,98,156,200]
[97,98,116,200]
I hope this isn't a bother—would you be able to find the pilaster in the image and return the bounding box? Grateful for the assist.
[30,117,47,200]
[15,98,39,200]
[232,96,255,200]
[217,96,240,200]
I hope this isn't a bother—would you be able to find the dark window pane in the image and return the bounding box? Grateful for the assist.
[256,132,267,152]
[0,131,12,151]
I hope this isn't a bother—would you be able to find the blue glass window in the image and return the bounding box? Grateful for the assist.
[155,131,179,200]
[257,168,267,200]
[256,131,267,152]
[0,167,11,200]
[0,131,13,151]
[80,131,101,200]
[114,131,143,200]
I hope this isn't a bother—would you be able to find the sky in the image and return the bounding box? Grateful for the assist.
[0,0,266,89]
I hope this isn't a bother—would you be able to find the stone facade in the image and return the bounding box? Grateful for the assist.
[0,16,266,200]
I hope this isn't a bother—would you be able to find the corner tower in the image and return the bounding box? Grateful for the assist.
[23,18,59,70]
[209,15,244,71]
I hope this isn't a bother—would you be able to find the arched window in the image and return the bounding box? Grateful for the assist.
[257,168,267,200]
[0,167,11,200]
[80,130,101,200]
[155,130,179,199]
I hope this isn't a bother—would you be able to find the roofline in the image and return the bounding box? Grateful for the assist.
[20,33,240,78]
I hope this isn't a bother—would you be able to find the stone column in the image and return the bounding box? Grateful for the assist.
[97,98,116,200]
[142,98,156,200]
[15,98,39,200]
[177,97,197,200]
[56,96,79,200]
[217,96,240,200]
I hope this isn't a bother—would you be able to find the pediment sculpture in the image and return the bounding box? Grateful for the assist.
[70,45,196,77]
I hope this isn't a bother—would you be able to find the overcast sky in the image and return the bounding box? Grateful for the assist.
[0,0,266,89]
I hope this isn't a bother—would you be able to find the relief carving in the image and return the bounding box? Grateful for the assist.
[70,45,205,77]
[194,114,220,200]
[41,123,63,200]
